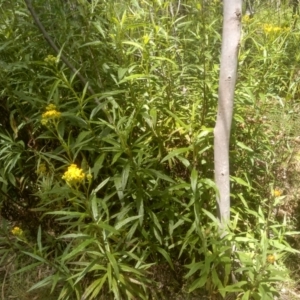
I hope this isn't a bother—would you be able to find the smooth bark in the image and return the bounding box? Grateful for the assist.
[214,0,242,226]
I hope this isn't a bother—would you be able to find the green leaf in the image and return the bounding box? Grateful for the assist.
[46,211,88,218]
[242,290,250,300]
[106,251,119,279]
[91,222,119,235]
[237,141,253,152]
[144,169,175,183]
[285,231,300,236]
[212,268,224,294]
[122,163,130,191]
[169,219,184,236]
[150,108,157,129]
[197,127,213,139]
[231,176,252,189]
[118,68,128,81]
[57,121,65,139]
[115,215,141,230]
[190,168,198,194]
[189,272,208,292]
[122,41,144,50]
[119,74,155,84]
[153,227,162,244]
[269,240,300,253]
[157,247,174,270]
[92,153,106,178]
[161,147,191,163]
[92,21,106,38]
[126,220,139,241]
[184,261,203,278]
[92,177,110,195]
[37,225,42,253]
[202,209,219,223]
[164,109,190,130]
[237,193,249,208]
[149,211,162,233]
[219,281,248,293]
[57,233,90,239]
[114,176,123,199]
[21,251,47,263]
[176,155,190,167]
[91,194,99,221]
[41,152,69,164]
[27,275,53,292]
[81,275,108,300]
[74,131,92,147]
[80,82,89,103]
[73,259,99,285]
[150,56,178,67]
[62,239,95,261]
[13,262,42,275]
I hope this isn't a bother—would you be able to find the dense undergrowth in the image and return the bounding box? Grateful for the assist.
[1,0,300,299]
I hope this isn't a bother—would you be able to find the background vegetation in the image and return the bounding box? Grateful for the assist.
[1,0,300,299]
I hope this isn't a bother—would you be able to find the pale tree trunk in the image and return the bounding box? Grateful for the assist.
[214,0,242,227]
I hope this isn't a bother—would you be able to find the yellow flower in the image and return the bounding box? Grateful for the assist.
[273,189,282,197]
[41,104,61,125]
[143,34,150,45]
[263,24,273,33]
[44,55,57,64]
[46,104,57,111]
[242,15,251,24]
[262,23,285,34]
[11,226,23,236]
[62,164,86,185]
[42,110,61,118]
[267,254,276,264]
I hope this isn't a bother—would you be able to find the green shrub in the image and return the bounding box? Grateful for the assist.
[0,0,299,299]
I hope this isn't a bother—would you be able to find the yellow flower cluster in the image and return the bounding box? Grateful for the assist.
[242,15,252,24]
[36,163,47,175]
[273,189,282,197]
[267,254,276,264]
[263,24,290,34]
[11,226,23,236]
[86,173,93,182]
[62,164,86,185]
[44,54,57,64]
[41,104,61,125]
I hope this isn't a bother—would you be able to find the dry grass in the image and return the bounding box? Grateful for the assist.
[0,255,60,300]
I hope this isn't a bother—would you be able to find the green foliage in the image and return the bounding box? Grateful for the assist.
[0,0,300,299]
